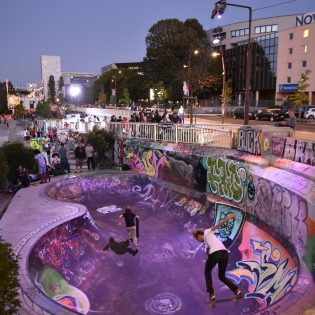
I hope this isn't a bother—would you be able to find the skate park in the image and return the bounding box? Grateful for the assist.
[1,124,315,315]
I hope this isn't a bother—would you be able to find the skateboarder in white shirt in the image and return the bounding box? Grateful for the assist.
[193,213,242,302]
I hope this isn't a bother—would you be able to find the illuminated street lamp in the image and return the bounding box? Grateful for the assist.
[211,0,252,125]
[184,49,199,125]
[212,27,226,124]
[69,84,81,113]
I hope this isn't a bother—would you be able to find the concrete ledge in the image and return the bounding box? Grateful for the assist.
[0,178,87,315]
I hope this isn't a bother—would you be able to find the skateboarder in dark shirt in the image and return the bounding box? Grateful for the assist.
[118,207,139,250]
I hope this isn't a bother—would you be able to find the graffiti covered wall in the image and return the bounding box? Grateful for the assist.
[122,139,315,278]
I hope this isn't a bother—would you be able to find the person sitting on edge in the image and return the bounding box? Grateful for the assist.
[275,108,296,129]
[192,213,243,303]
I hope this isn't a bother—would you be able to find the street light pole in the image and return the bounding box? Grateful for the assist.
[211,0,252,125]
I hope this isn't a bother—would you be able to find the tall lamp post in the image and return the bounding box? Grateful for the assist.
[212,27,226,124]
[211,0,252,125]
[183,49,199,125]
[69,85,81,113]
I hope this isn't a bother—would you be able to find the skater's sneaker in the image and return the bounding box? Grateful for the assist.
[235,289,243,298]
[209,293,215,302]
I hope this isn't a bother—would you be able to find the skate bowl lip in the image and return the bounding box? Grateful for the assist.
[2,172,312,315]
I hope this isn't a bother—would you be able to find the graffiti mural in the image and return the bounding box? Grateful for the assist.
[213,204,245,248]
[203,157,247,203]
[236,128,261,155]
[272,137,315,166]
[228,221,298,308]
[253,178,308,258]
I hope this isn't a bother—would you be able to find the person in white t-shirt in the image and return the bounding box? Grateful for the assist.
[193,213,242,302]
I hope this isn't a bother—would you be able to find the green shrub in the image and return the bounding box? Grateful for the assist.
[2,142,36,183]
[0,150,8,189]
[0,236,20,314]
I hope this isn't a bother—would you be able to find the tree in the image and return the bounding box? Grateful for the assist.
[0,81,14,114]
[120,88,131,105]
[144,18,220,101]
[287,70,311,121]
[0,236,20,315]
[0,149,8,189]
[58,76,64,103]
[152,81,168,104]
[14,102,25,119]
[2,142,36,183]
[48,75,56,103]
[87,128,115,168]
[36,101,52,118]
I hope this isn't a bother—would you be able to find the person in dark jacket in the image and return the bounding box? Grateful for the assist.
[74,142,86,173]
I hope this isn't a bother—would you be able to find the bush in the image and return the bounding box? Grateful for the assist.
[0,150,8,189]
[1,142,36,183]
[0,236,20,314]
[87,128,115,168]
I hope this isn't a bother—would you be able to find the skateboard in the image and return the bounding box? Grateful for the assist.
[206,295,243,308]
[136,217,140,239]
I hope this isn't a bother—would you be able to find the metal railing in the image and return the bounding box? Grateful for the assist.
[109,122,238,148]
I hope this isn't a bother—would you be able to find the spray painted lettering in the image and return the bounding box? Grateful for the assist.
[204,157,247,203]
[229,239,298,306]
[237,129,261,155]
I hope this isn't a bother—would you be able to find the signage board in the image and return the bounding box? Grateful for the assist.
[296,11,315,27]
[279,84,298,93]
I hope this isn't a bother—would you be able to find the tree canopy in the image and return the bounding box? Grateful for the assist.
[48,75,56,103]
[144,18,221,101]
[36,101,52,118]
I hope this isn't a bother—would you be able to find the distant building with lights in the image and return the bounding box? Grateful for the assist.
[61,71,96,100]
[101,62,143,74]
[207,12,314,106]
[41,55,61,100]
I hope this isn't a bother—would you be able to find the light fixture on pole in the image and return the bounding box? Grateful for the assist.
[69,85,81,113]
[212,26,226,124]
[211,0,252,125]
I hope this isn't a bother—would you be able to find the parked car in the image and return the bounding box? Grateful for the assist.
[255,108,285,121]
[302,105,315,118]
[304,108,315,119]
[233,107,257,120]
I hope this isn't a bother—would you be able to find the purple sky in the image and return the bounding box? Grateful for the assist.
[0,0,314,87]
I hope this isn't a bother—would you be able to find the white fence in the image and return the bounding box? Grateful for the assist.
[109,122,238,148]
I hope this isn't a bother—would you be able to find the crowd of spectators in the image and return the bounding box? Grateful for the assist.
[110,107,184,124]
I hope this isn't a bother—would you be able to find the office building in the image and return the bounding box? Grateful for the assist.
[41,55,61,100]
[207,13,313,106]
[276,12,315,104]
[101,62,143,74]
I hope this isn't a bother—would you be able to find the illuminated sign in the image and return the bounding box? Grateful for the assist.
[279,84,298,93]
[296,12,315,27]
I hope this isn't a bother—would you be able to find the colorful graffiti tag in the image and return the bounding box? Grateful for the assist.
[272,137,315,166]
[228,221,298,308]
[203,157,247,203]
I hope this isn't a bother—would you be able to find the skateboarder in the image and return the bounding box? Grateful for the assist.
[192,213,242,302]
[118,207,139,250]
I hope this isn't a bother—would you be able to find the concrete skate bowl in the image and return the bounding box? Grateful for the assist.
[27,174,304,315]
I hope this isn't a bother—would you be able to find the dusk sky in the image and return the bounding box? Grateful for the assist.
[0,0,314,87]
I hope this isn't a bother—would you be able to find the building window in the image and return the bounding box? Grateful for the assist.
[288,62,292,69]
[302,44,308,53]
[288,48,293,54]
[272,24,278,31]
[287,77,291,83]
[302,60,307,68]
[303,29,309,38]
[289,33,293,40]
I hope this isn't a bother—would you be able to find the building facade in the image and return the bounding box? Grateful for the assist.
[276,12,315,105]
[207,13,313,106]
[101,62,142,74]
[41,55,61,100]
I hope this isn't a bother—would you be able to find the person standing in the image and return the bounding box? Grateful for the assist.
[34,149,48,183]
[178,105,184,123]
[85,143,95,170]
[59,142,71,174]
[118,208,139,251]
[192,213,242,302]
[74,142,85,173]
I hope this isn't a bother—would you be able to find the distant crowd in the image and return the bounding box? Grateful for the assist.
[110,106,185,124]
